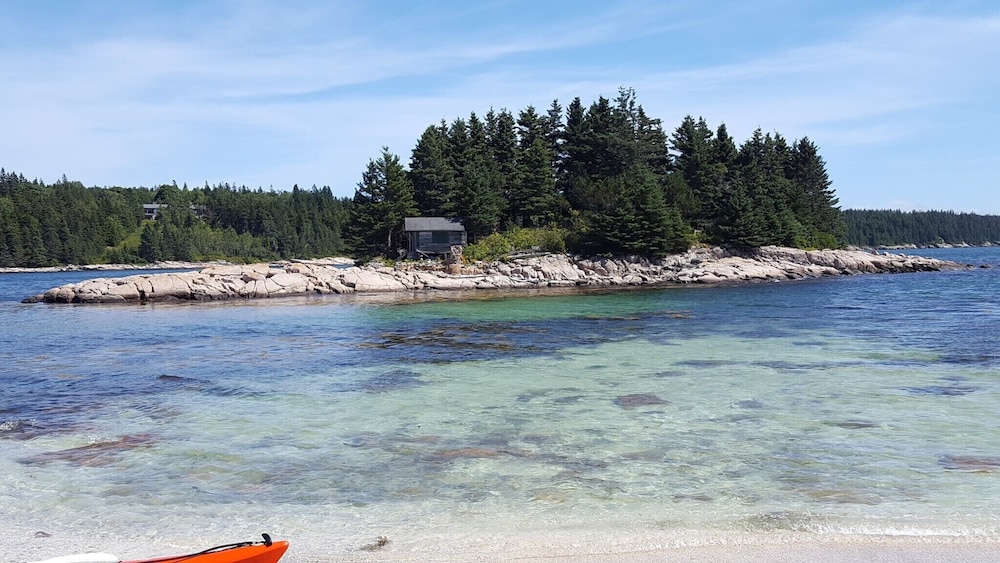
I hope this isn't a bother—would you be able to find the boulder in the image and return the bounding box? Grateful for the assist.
[106,281,141,300]
[267,272,310,294]
[341,269,408,292]
[148,274,193,299]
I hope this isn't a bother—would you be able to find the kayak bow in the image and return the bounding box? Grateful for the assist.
[32,534,288,563]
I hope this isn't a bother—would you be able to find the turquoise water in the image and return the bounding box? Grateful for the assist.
[1,249,999,560]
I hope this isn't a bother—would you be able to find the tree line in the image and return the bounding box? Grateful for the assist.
[0,169,351,267]
[3,87,847,267]
[350,87,845,258]
[844,209,1000,247]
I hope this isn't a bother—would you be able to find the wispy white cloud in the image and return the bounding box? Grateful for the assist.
[1,2,998,211]
[632,13,1000,138]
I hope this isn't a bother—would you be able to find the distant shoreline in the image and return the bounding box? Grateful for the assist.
[0,260,222,274]
[872,242,998,250]
[0,257,355,275]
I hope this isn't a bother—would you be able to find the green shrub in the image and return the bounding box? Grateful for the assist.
[463,228,568,263]
[463,232,513,262]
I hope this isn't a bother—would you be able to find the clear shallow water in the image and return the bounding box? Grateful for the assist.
[1,249,999,560]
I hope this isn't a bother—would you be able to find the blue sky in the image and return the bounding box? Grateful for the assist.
[1,1,998,213]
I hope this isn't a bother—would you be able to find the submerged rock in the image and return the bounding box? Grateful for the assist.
[435,447,503,459]
[901,384,979,396]
[358,369,423,394]
[19,433,156,466]
[614,393,669,408]
[825,420,879,429]
[939,454,1000,472]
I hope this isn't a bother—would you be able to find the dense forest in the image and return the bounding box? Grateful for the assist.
[0,170,351,267]
[844,209,1000,247]
[351,88,844,258]
[3,88,847,267]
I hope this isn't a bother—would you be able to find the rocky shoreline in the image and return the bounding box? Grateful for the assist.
[21,246,971,304]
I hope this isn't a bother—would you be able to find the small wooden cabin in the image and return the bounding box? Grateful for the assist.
[404,217,466,259]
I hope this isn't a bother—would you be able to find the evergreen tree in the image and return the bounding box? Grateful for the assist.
[559,97,588,206]
[409,123,457,216]
[712,123,739,175]
[486,108,519,218]
[716,178,769,249]
[591,165,690,256]
[789,137,844,247]
[350,148,417,257]
[670,115,719,231]
[504,106,560,227]
[515,136,563,228]
[542,99,564,163]
[138,222,166,262]
[452,113,505,240]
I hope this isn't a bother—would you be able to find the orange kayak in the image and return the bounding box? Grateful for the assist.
[33,535,288,563]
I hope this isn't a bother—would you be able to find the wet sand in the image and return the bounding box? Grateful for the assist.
[321,535,1000,562]
[544,540,1000,563]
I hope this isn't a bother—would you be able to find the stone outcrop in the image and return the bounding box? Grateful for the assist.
[23,246,969,304]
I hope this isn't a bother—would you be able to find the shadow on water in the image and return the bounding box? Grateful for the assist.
[329,369,425,394]
[18,433,158,466]
[353,312,696,364]
[0,372,265,441]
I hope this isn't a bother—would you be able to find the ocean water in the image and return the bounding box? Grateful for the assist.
[1,249,999,561]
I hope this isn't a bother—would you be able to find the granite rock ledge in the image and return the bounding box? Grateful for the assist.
[23,246,968,304]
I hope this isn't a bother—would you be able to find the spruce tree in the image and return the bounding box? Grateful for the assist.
[409,123,457,216]
[716,179,768,249]
[789,137,844,247]
[453,114,505,239]
[516,136,563,228]
[670,115,718,232]
[486,108,519,211]
[350,147,417,257]
[594,165,690,257]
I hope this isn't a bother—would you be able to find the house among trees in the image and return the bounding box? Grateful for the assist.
[404,217,466,259]
[143,203,165,220]
[143,203,205,221]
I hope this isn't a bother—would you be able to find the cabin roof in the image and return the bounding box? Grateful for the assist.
[404,217,465,232]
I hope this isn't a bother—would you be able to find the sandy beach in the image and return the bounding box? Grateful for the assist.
[638,542,1000,563]
[292,533,1000,562]
[17,525,1000,563]
[549,537,1000,563]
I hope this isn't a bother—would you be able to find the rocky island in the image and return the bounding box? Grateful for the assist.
[21,246,970,304]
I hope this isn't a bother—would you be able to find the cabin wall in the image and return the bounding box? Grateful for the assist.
[407,231,467,257]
